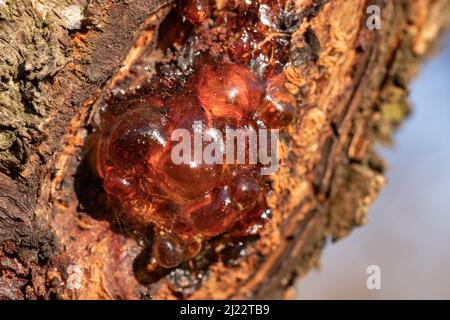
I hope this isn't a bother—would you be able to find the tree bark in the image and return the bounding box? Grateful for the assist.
[0,0,449,300]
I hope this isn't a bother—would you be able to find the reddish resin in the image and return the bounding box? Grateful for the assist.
[260,74,296,128]
[87,0,304,268]
[152,229,203,269]
[183,0,211,26]
[230,175,261,210]
[95,1,299,269]
[197,63,263,121]
[96,61,296,268]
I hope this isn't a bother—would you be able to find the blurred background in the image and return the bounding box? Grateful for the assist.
[296,33,450,299]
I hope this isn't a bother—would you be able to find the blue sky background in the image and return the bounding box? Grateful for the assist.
[296,33,450,299]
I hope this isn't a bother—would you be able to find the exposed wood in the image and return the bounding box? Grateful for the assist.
[0,0,449,299]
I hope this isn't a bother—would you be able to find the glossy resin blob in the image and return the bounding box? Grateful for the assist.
[95,0,297,268]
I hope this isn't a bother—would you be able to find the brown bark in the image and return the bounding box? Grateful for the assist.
[0,0,449,300]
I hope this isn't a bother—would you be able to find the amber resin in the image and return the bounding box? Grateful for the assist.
[95,0,297,268]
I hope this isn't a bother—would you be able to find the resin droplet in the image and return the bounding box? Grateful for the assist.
[103,167,136,199]
[261,75,296,128]
[197,64,263,120]
[229,27,260,59]
[107,106,168,169]
[96,61,275,269]
[183,0,210,26]
[153,233,187,268]
[191,186,240,237]
[159,146,224,201]
[230,175,260,210]
[260,98,295,129]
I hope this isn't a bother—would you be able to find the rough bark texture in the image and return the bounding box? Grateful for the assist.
[0,0,449,300]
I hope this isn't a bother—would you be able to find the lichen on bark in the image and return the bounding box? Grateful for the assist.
[0,0,87,175]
